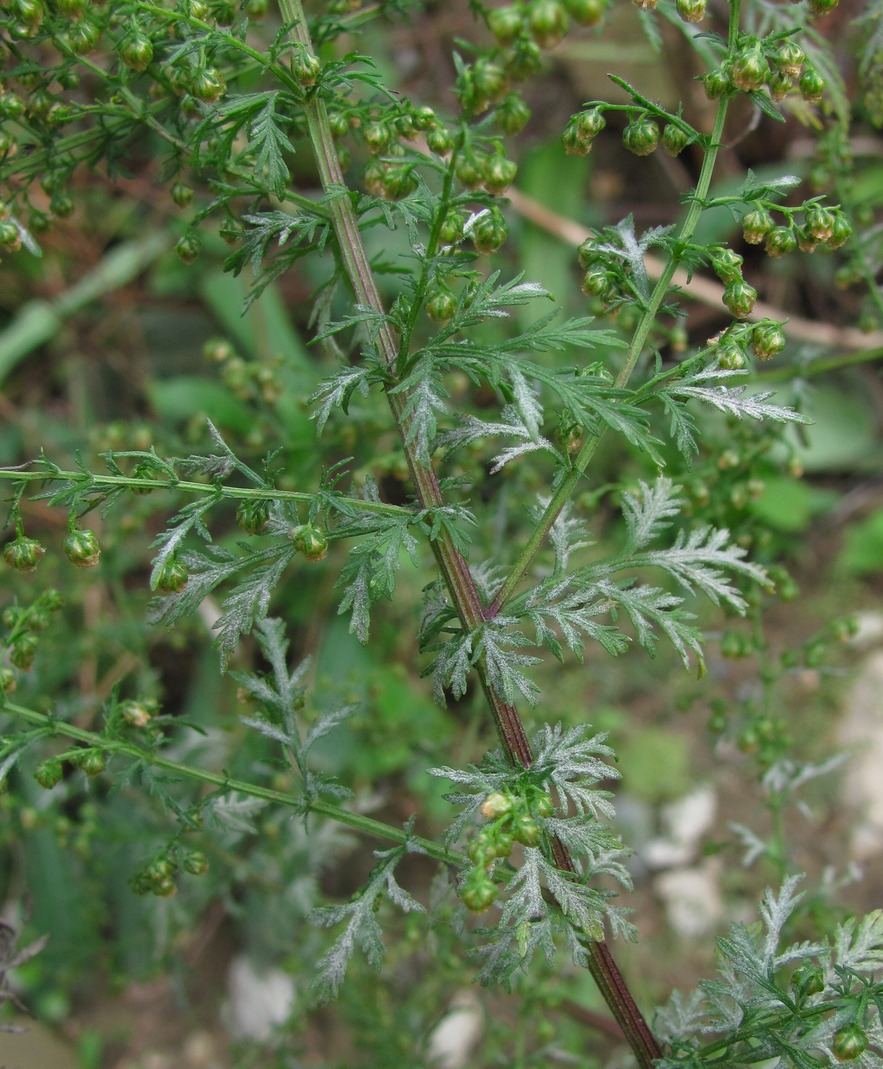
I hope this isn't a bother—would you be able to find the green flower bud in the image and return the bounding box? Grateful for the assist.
[773,40,804,77]
[622,116,659,156]
[290,523,329,562]
[11,634,39,670]
[710,248,744,283]
[439,209,467,245]
[799,67,825,103]
[661,123,690,156]
[494,93,532,134]
[292,47,321,89]
[175,234,201,264]
[826,212,853,249]
[472,59,509,109]
[0,667,16,694]
[742,206,775,244]
[487,5,523,45]
[483,154,517,194]
[809,0,839,14]
[702,67,732,100]
[764,226,797,258]
[791,963,824,998]
[245,0,268,14]
[170,181,193,208]
[426,125,454,154]
[63,528,101,568]
[4,536,45,572]
[722,280,757,318]
[750,319,786,361]
[425,288,457,325]
[505,39,543,80]
[35,759,63,790]
[65,16,100,54]
[153,555,189,593]
[364,121,393,153]
[120,699,154,728]
[731,42,768,93]
[675,0,706,22]
[79,750,105,777]
[528,0,569,49]
[512,814,540,846]
[716,340,746,369]
[535,792,555,817]
[469,207,508,254]
[832,1025,867,1063]
[768,71,794,101]
[184,851,209,875]
[480,791,513,818]
[462,871,498,912]
[564,0,607,26]
[804,205,835,242]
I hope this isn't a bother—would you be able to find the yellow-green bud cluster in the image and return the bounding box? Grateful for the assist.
[460,787,554,913]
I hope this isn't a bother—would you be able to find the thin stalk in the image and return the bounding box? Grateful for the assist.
[1,701,462,866]
[277,3,660,1062]
[0,467,409,519]
[487,93,732,619]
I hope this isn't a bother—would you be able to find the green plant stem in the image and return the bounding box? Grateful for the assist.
[487,94,732,620]
[276,4,661,1064]
[1,701,461,866]
[0,467,408,519]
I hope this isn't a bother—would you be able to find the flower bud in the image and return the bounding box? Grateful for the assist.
[710,248,744,283]
[722,280,757,319]
[826,212,853,250]
[63,528,101,568]
[4,535,45,572]
[662,123,690,156]
[564,0,607,26]
[676,0,706,22]
[622,116,659,156]
[799,67,825,103]
[763,226,797,258]
[11,634,38,670]
[487,5,523,45]
[290,523,329,562]
[804,205,835,242]
[731,42,768,93]
[480,791,513,818]
[494,93,532,135]
[750,320,786,361]
[469,207,508,254]
[528,0,569,48]
[773,40,804,77]
[703,67,732,99]
[153,554,189,593]
[425,288,457,325]
[742,206,774,244]
[483,154,517,194]
[35,759,63,790]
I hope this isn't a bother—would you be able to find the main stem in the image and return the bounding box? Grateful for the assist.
[278,3,659,1064]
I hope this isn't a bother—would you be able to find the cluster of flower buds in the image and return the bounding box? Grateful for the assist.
[486,0,610,65]
[203,337,283,405]
[741,201,853,256]
[636,0,837,21]
[4,522,101,572]
[563,106,694,160]
[577,230,633,312]
[711,316,787,367]
[708,247,758,320]
[34,746,105,790]
[461,786,554,912]
[1,590,64,686]
[702,34,829,103]
[130,848,209,898]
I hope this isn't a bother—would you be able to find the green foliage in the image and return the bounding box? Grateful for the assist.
[0,0,880,1064]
